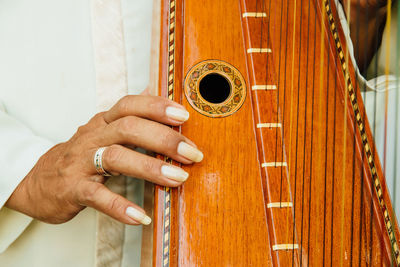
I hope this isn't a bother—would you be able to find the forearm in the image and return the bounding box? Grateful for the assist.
[0,107,54,253]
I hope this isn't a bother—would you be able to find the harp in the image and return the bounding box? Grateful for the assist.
[147,0,400,265]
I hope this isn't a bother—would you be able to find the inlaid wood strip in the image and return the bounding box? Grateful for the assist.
[252,85,277,90]
[262,162,287,167]
[257,123,282,128]
[267,202,293,208]
[242,12,267,18]
[162,1,177,266]
[247,48,272,53]
[272,244,299,251]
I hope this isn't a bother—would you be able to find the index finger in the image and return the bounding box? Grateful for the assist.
[103,95,189,126]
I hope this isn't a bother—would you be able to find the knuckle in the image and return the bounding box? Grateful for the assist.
[142,157,159,174]
[116,117,136,137]
[93,112,106,121]
[80,183,103,205]
[107,195,123,212]
[148,96,165,110]
[76,125,87,135]
[149,97,171,118]
[103,145,123,167]
[117,95,134,115]
[84,112,106,129]
[74,123,100,141]
[159,129,179,150]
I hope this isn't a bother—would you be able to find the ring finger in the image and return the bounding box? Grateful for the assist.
[98,145,189,187]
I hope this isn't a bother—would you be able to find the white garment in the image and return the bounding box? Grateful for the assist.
[0,0,153,266]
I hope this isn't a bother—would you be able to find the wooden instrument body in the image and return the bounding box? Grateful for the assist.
[152,0,400,266]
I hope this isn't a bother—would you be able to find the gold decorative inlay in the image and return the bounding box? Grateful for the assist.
[184,60,246,118]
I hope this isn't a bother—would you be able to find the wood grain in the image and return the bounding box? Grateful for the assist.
[151,0,400,266]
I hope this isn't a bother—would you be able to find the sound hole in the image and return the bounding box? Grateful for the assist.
[199,73,231,104]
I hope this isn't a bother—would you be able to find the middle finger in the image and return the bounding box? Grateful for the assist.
[94,116,203,164]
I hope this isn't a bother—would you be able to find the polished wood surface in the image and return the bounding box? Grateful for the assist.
[152,0,400,266]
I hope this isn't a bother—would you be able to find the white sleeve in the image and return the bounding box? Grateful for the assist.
[0,101,54,253]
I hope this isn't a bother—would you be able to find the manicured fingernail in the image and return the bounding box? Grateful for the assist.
[161,165,189,182]
[166,106,189,122]
[177,141,203,162]
[125,207,152,225]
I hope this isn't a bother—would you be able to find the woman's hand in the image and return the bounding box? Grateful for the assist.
[5,95,202,225]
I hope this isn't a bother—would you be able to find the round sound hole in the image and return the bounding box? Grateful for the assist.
[199,73,231,104]
[184,60,246,118]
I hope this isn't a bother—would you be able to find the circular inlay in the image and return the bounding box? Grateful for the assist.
[184,60,246,118]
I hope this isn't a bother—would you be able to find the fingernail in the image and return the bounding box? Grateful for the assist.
[177,141,203,162]
[166,106,189,122]
[125,207,152,225]
[161,165,189,182]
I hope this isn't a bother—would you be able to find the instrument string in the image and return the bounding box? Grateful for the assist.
[292,0,304,264]
[356,2,370,263]
[264,0,279,225]
[315,1,327,263]
[300,0,312,265]
[357,136,366,266]
[276,0,285,207]
[339,0,351,265]
[257,0,265,56]
[287,0,298,213]
[282,0,291,244]
[358,87,367,266]
[262,0,272,170]
[383,0,392,175]
[274,0,283,165]
[369,1,383,262]
[351,0,362,265]
[322,7,331,263]
[347,2,357,265]
[368,183,374,264]
[393,0,400,217]
[330,10,338,265]
[289,1,301,264]
[255,0,259,17]
[265,0,277,173]
[307,0,318,264]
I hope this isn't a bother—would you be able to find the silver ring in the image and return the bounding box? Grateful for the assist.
[94,147,112,176]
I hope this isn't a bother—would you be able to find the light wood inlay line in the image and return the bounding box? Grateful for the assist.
[262,162,287,167]
[257,123,282,128]
[252,85,277,90]
[242,12,267,18]
[272,244,299,251]
[267,202,293,208]
[247,48,272,53]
